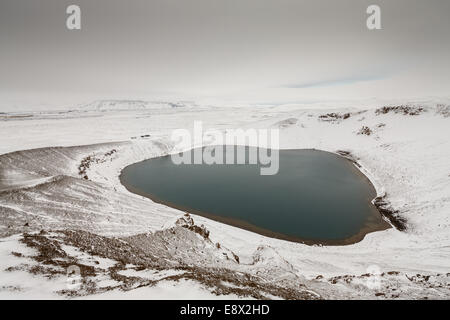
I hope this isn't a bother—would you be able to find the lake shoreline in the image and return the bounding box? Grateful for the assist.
[119,148,391,246]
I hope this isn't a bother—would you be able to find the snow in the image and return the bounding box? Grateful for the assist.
[0,99,449,299]
[81,279,243,300]
[0,235,67,299]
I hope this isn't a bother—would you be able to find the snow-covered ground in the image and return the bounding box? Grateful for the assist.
[0,100,449,299]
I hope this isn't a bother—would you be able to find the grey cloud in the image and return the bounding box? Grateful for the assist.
[0,0,449,106]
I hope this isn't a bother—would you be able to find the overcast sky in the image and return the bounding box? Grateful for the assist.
[0,0,449,108]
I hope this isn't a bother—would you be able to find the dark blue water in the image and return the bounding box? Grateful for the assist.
[120,147,389,244]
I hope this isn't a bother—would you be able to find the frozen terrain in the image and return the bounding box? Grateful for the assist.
[0,100,449,299]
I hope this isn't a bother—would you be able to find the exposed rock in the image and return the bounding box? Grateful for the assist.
[78,149,117,180]
[375,105,425,116]
[175,214,210,239]
[318,112,351,122]
[357,126,372,135]
[373,196,407,231]
[436,104,450,117]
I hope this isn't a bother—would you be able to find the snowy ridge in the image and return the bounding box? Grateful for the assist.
[78,100,197,112]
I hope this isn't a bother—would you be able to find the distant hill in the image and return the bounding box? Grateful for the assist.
[78,100,196,111]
